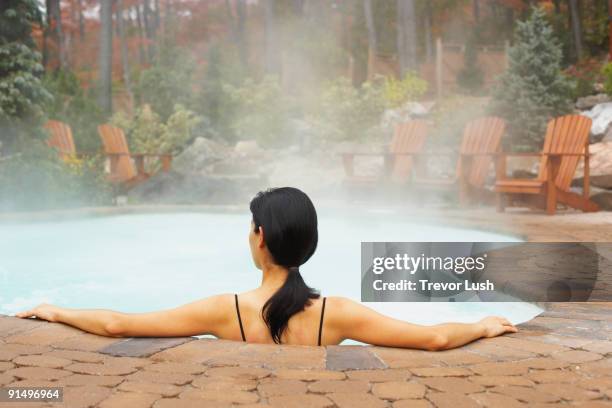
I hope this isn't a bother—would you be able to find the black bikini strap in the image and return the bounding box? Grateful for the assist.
[317,297,327,346]
[235,294,246,342]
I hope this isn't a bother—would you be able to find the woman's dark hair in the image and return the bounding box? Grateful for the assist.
[249,187,320,343]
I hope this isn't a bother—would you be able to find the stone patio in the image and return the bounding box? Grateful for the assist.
[0,207,611,407]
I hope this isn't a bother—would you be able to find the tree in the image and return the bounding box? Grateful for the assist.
[264,0,281,76]
[364,0,376,78]
[117,0,133,104]
[490,7,573,150]
[98,0,113,114]
[567,0,583,60]
[396,0,418,76]
[0,0,52,152]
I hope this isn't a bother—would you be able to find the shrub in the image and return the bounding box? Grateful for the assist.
[490,7,573,151]
[110,104,202,171]
[601,62,612,96]
[381,73,428,108]
[0,142,112,211]
[43,69,105,151]
[224,76,296,147]
[565,58,603,99]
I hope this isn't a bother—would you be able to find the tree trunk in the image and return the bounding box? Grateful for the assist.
[363,0,376,79]
[473,0,480,23]
[117,0,133,105]
[397,0,418,76]
[264,0,281,76]
[98,0,114,114]
[424,0,433,61]
[77,0,85,40]
[136,4,147,64]
[143,0,155,62]
[568,0,583,60]
[48,0,67,69]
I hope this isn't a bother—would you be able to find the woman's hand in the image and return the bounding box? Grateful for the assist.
[14,303,63,323]
[478,316,518,338]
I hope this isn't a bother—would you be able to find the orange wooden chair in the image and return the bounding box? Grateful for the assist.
[413,116,506,205]
[495,114,599,215]
[97,124,172,189]
[341,120,429,185]
[45,120,76,160]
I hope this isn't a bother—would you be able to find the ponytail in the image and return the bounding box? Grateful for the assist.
[262,267,320,343]
[249,187,319,344]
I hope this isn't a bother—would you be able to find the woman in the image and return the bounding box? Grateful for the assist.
[16,187,517,349]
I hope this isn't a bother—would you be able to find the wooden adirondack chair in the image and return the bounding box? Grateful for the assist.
[97,124,172,189]
[495,114,599,215]
[412,116,506,205]
[341,120,429,185]
[45,120,76,160]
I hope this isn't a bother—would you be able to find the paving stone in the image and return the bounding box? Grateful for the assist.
[65,361,139,376]
[0,316,46,337]
[526,369,582,383]
[7,379,56,388]
[4,324,82,345]
[371,381,427,400]
[326,346,386,370]
[420,377,484,394]
[98,391,161,408]
[0,361,14,371]
[327,392,388,408]
[257,378,307,396]
[570,402,612,408]
[426,392,480,408]
[537,383,603,401]
[434,350,489,366]
[490,385,560,403]
[0,372,15,385]
[469,375,535,387]
[554,350,604,363]
[574,358,611,375]
[267,394,333,408]
[489,336,570,355]
[58,373,125,387]
[411,367,471,377]
[468,361,529,376]
[53,331,122,351]
[191,376,257,391]
[267,345,326,369]
[150,339,245,364]
[143,361,206,375]
[179,387,259,404]
[5,366,72,380]
[308,379,370,394]
[117,381,183,397]
[0,343,52,357]
[371,348,442,369]
[61,385,113,408]
[13,354,72,368]
[511,332,593,348]
[346,368,411,382]
[462,342,537,361]
[99,337,195,358]
[515,357,570,370]
[469,392,525,408]
[392,399,432,408]
[125,370,194,385]
[581,340,612,354]
[576,376,612,391]
[43,349,106,363]
[273,368,346,381]
[154,398,231,408]
[205,366,271,380]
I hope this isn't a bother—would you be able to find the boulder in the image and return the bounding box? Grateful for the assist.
[575,142,612,186]
[591,191,612,211]
[576,93,611,110]
[582,102,612,135]
[173,137,230,174]
[234,140,262,156]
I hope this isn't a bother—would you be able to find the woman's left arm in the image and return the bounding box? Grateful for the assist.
[14,294,233,338]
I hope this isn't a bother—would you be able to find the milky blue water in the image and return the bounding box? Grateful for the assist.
[0,211,542,333]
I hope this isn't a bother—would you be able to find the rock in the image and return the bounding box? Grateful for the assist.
[576,93,611,110]
[234,140,262,156]
[173,137,229,174]
[381,101,436,130]
[575,142,612,184]
[591,192,612,211]
[582,102,612,135]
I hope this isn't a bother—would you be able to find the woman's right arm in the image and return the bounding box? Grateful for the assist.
[325,297,517,350]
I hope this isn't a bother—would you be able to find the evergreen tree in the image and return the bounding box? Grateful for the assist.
[0,0,52,153]
[490,7,573,150]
